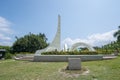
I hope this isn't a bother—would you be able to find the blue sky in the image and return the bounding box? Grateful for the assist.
[0,0,119,47]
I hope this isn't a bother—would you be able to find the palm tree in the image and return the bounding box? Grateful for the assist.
[113,26,120,54]
[114,26,120,42]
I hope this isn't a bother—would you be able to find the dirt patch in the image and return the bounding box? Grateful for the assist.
[59,67,89,78]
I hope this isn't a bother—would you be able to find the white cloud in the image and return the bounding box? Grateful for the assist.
[0,34,11,41]
[0,16,12,33]
[62,29,117,48]
[0,16,13,46]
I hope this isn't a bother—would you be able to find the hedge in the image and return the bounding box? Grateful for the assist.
[41,51,99,55]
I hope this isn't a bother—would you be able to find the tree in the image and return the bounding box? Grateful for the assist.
[0,45,11,53]
[12,33,48,53]
[114,26,120,42]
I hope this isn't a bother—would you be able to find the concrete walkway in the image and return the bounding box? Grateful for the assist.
[103,55,117,60]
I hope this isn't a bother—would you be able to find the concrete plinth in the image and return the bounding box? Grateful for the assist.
[34,55,103,62]
[68,58,81,70]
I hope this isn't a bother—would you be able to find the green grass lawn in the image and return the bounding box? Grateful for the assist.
[0,56,120,80]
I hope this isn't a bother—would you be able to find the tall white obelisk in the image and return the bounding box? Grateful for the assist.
[35,15,61,55]
[48,15,61,51]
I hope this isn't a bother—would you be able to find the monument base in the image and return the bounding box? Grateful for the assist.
[33,55,103,62]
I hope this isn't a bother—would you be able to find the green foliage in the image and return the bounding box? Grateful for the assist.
[100,41,120,54]
[12,33,48,53]
[41,51,98,55]
[0,45,11,53]
[5,53,13,59]
[114,26,120,42]
[0,45,13,59]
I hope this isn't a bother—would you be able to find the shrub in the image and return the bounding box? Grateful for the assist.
[41,51,98,55]
[5,53,13,59]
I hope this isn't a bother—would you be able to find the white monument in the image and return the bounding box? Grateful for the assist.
[63,43,68,51]
[35,15,61,55]
[70,42,95,51]
[35,15,95,56]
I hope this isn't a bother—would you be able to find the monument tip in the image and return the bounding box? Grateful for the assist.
[58,14,60,17]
